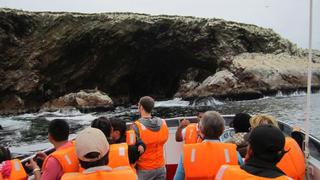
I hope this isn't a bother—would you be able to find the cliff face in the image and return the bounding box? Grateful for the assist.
[0,9,306,113]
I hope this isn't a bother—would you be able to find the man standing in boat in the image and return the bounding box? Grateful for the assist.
[133,96,169,180]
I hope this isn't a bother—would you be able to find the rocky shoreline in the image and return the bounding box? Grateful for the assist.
[175,53,320,100]
[0,8,319,114]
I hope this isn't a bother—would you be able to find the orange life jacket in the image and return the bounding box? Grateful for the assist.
[215,165,292,180]
[61,166,136,180]
[135,119,169,170]
[1,159,27,180]
[108,143,130,168]
[79,144,133,173]
[126,130,136,146]
[184,123,202,144]
[42,141,79,173]
[183,141,238,179]
[277,137,305,180]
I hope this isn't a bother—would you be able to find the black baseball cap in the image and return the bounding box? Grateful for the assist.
[249,125,285,162]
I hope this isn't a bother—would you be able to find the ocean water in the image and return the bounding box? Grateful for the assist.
[0,92,319,156]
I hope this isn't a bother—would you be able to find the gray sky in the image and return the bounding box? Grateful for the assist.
[0,0,319,50]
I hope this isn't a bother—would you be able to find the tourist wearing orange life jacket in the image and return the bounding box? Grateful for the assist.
[216,125,292,180]
[90,117,145,169]
[110,118,146,167]
[61,127,136,180]
[90,117,127,170]
[249,114,306,180]
[26,119,79,180]
[175,107,207,144]
[132,96,169,180]
[174,111,243,180]
[0,146,27,180]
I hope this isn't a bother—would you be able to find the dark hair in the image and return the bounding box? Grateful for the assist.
[139,96,154,113]
[195,106,210,120]
[195,106,211,113]
[200,111,225,139]
[110,118,127,142]
[79,153,109,169]
[230,113,251,133]
[0,146,11,163]
[91,117,112,138]
[48,119,69,142]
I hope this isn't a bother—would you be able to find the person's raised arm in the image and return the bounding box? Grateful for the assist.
[175,119,190,142]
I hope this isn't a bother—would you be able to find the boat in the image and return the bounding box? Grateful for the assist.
[20,114,320,179]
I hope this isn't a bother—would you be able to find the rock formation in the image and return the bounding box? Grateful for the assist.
[0,8,318,114]
[175,53,320,99]
[41,89,113,110]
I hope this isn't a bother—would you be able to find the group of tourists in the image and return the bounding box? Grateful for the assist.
[0,96,306,180]
[174,110,305,180]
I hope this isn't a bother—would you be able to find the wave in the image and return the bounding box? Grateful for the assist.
[13,107,84,120]
[0,117,30,130]
[275,90,307,98]
[10,141,52,156]
[191,97,224,106]
[45,113,97,125]
[38,107,83,117]
[155,98,190,107]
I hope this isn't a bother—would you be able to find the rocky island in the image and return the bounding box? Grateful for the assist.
[0,8,319,114]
